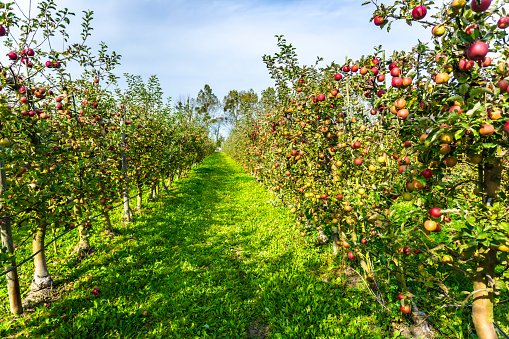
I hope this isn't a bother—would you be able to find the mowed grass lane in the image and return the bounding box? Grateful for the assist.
[1,152,388,339]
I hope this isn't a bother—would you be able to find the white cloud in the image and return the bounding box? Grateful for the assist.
[2,0,432,104]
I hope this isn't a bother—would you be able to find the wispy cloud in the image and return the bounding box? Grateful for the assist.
[6,0,431,102]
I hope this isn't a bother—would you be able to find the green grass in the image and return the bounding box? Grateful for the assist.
[0,152,397,338]
[3,152,506,338]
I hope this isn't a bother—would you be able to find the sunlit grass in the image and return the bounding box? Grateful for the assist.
[2,152,503,338]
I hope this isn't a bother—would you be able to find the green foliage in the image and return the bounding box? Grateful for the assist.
[0,153,410,338]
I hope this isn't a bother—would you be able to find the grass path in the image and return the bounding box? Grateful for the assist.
[0,152,390,338]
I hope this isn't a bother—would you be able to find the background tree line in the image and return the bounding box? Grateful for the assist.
[176,85,278,147]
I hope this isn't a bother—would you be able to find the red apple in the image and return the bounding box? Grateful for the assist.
[397,109,409,120]
[92,288,101,295]
[317,94,325,101]
[374,16,385,26]
[401,304,411,313]
[390,67,401,77]
[429,207,442,218]
[479,123,494,135]
[334,73,342,81]
[498,80,509,93]
[8,52,17,60]
[0,26,5,36]
[471,0,491,13]
[392,77,403,87]
[412,5,427,20]
[459,58,475,70]
[421,169,433,178]
[498,17,509,29]
[402,77,412,86]
[347,251,355,259]
[466,40,489,61]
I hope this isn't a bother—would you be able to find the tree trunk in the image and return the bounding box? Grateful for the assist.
[471,159,502,339]
[150,184,158,202]
[472,249,498,339]
[331,226,339,255]
[123,185,133,222]
[100,182,116,235]
[0,135,23,314]
[136,184,143,211]
[315,226,328,245]
[167,172,174,188]
[161,175,168,191]
[121,114,132,223]
[73,204,91,255]
[1,215,23,314]
[149,186,155,202]
[102,209,116,236]
[31,220,53,291]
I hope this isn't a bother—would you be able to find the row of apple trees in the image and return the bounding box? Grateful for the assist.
[0,1,214,316]
[224,1,508,338]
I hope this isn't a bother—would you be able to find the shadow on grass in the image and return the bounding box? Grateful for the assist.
[0,153,390,339]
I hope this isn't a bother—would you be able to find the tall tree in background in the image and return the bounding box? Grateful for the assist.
[210,117,225,144]
[176,94,198,123]
[223,89,258,128]
[223,90,241,126]
[196,84,219,122]
[196,84,227,143]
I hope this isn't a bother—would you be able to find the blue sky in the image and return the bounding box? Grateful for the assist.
[10,0,430,104]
